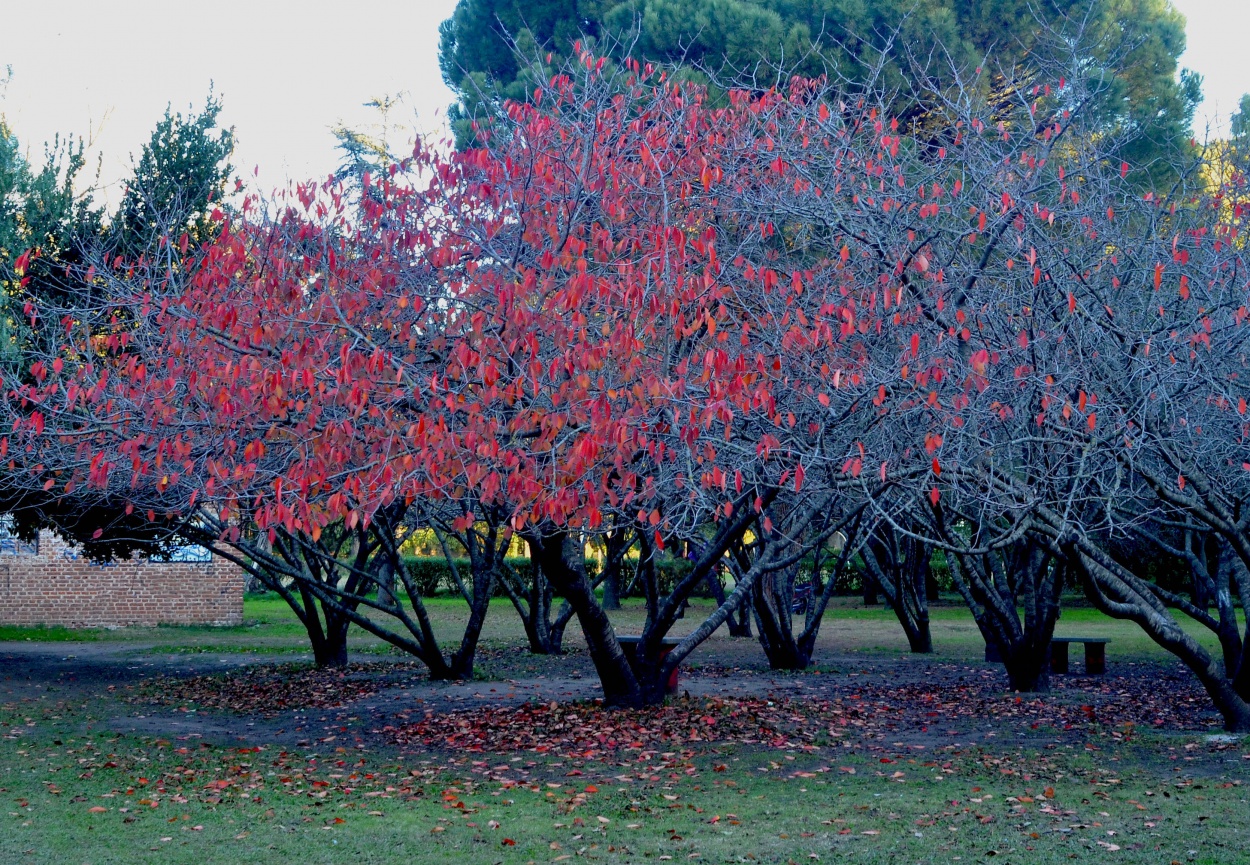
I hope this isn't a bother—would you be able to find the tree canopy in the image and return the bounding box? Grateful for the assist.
[11,36,1250,722]
[0,92,234,558]
[438,0,1200,184]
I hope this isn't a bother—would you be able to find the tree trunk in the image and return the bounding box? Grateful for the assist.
[448,538,498,679]
[376,557,398,608]
[705,563,751,637]
[1003,641,1051,692]
[750,560,814,670]
[308,603,350,668]
[862,532,933,654]
[310,630,349,668]
[529,532,647,706]
[862,570,879,606]
[753,597,809,670]
[600,527,627,610]
[1072,542,1250,732]
[904,616,933,654]
[501,553,580,655]
[602,565,622,609]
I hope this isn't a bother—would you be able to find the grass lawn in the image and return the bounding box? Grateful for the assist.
[1,712,1246,865]
[7,593,1226,667]
[2,594,1248,863]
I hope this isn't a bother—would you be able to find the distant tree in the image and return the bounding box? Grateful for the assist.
[438,0,1200,181]
[110,92,235,261]
[1231,93,1250,142]
[331,95,412,184]
[0,93,233,556]
[0,121,102,368]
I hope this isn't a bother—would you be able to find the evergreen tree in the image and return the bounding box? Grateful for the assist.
[0,91,233,557]
[438,0,1200,183]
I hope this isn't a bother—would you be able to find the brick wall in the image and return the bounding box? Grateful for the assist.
[0,530,244,628]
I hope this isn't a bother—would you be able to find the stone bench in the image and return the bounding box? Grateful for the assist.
[983,637,1110,675]
[1050,637,1109,675]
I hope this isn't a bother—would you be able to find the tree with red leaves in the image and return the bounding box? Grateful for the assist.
[10,24,1250,728]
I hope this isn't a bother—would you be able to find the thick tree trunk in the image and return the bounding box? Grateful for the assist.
[600,527,627,610]
[752,581,811,670]
[601,565,622,610]
[706,565,751,637]
[1002,641,1051,692]
[904,615,934,654]
[529,532,647,706]
[307,603,351,669]
[448,554,497,679]
[862,571,879,606]
[503,554,579,655]
[310,629,349,668]
[941,531,1062,692]
[862,533,933,654]
[1072,543,1250,732]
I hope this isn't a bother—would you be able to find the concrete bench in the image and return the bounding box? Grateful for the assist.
[1050,637,1109,675]
[616,635,682,694]
[983,637,1110,675]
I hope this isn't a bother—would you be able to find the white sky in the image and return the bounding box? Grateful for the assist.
[0,0,461,205]
[0,0,1246,208]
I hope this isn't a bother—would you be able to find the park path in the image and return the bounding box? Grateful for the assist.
[1,639,1228,764]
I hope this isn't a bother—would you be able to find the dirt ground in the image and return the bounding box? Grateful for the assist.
[2,634,1237,777]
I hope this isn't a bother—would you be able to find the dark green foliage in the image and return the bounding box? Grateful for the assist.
[1,92,233,366]
[1232,93,1250,142]
[400,556,601,597]
[438,0,607,144]
[0,121,102,367]
[111,92,234,259]
[0,93,233,550]
[438,0,1199,182]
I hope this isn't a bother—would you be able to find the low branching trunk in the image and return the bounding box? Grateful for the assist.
[940,519,1063,693]
[499,554,576,654]
[739,510,862,670]
[599,522,630,611]
[529,531,646,706]
[198,504,510,681]
[1070,539,1250,732]
[861,523,933,654]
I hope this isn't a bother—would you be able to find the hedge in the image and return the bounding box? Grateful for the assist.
[396,556,600,597]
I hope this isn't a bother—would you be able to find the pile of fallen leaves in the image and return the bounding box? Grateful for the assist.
[131,662,423,717]
[863,670,1219,735]
[390,696,807,758]
[388,667,1219,759]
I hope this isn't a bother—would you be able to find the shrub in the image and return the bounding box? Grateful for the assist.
[398,556,600,598]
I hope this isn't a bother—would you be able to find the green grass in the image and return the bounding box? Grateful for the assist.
[3,593,1248,862]
[0,625,99,642]
[0,716,1245,864]
[6,595,1243,669]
